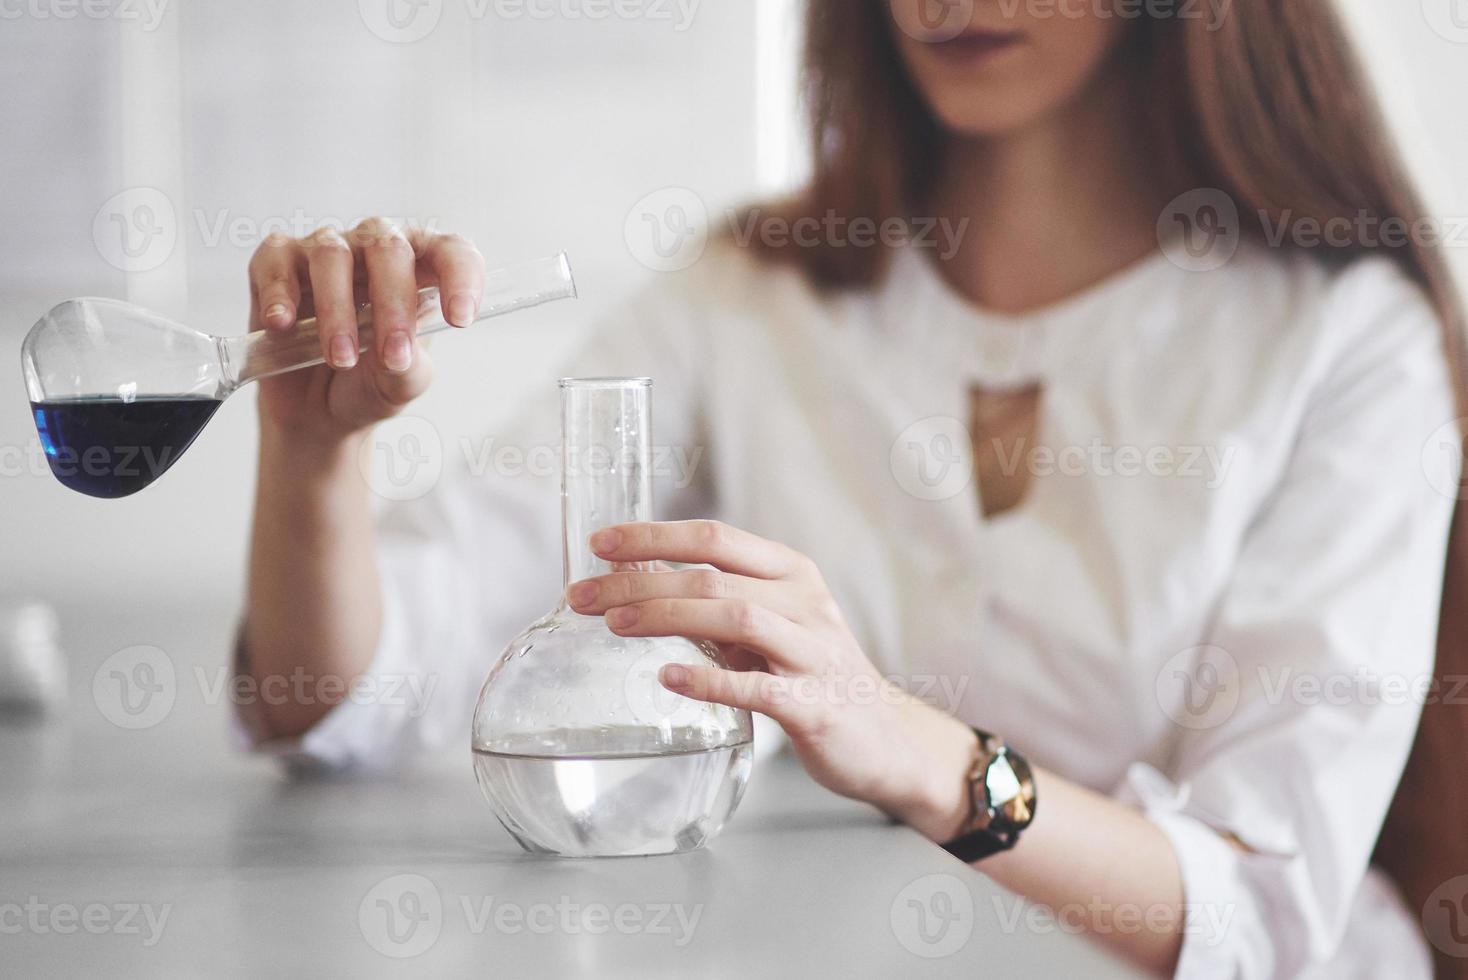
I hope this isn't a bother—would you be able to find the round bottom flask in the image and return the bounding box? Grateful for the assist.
[472,379,754,857]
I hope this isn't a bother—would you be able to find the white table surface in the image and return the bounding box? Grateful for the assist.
[0,600,1139,978]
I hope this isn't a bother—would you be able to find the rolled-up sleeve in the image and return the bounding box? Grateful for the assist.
[1128,262,1458,978]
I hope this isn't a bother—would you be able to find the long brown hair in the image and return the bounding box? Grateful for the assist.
[755,1,1468,974]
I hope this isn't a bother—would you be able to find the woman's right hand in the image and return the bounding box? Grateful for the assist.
[244,219,483,736]
[246,218,486,444]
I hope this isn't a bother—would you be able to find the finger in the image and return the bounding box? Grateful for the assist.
[605,598,815,672]
[591,521,816,581]
[248,233,304,331]
[568,569,812,623]
[366,345,434,407]
[354,218,420,374]
[660,663,804,731]
[302,227,359,369]
[416,231,485,327]
[332,344,435,429]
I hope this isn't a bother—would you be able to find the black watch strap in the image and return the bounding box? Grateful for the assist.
[940,728,1034,864]
[942,825,1017,863]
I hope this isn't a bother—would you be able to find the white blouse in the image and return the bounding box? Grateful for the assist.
[243,239,1459,979]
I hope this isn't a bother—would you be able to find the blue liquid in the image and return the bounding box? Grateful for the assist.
[31,396,222,499]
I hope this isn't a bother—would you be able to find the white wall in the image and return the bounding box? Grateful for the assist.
[1340,0,1468,288]
[2,0,1466,610]
[0,0,776,606]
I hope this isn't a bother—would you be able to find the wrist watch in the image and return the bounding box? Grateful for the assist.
[941,728,1037,863]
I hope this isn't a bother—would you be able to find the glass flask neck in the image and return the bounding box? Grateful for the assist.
[217,252,576,392]
[560,379,655,600]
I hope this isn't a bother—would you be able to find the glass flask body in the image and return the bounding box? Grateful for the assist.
[472,379,754,857]
[20,253,575,497]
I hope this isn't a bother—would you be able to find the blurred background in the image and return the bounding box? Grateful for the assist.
[0,0,807,615]
[0,0,1464,618]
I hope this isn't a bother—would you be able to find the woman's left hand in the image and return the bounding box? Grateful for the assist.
[567,520,977,841]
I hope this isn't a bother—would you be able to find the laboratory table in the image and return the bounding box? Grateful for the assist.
[0,600,1138,978]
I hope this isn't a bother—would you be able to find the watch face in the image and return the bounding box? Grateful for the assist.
[986,750,1036,829]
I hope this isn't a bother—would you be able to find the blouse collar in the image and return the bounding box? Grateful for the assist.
[881,242,1181,387]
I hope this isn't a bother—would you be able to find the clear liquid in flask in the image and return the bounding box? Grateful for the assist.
[473,730,753,858]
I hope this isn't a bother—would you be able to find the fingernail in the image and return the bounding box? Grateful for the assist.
[567,581,599,607]
[329,335,358,369]
[448,292,477,327]
[590,529,622,554]
[662,664,691,689]
[607,607,640,629]
[264,303,291,326]
[384,333,413,373]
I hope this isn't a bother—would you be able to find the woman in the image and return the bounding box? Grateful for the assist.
[237,1,1468,976]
